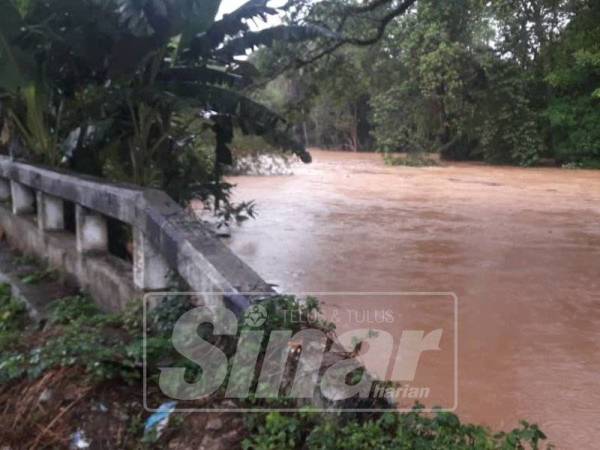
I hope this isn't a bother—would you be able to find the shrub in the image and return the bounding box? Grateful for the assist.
[383,153,440,167]
[0,284,27,334]
[244,409,549,450]
[0,294,138,383]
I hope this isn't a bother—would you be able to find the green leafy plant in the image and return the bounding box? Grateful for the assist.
[244,408,549,450]
[0,0,315,218]
[19,267,57,285]
[383,153,440,167]
[47,294,102,325]
[0,294,138,383]
[0,283,26,333]
[0,283,28,380]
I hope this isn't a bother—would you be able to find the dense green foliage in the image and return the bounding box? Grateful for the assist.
[4,0,594,186]
[244,410,547,450]
[544,2,600,165]
[258,0,599,168]
[0,0,314,222]
[0,290,329,387]
[0,293,138,383]
[0,283,26,334]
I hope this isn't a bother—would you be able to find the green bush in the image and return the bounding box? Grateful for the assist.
[475,57,544,167]
[0,284,26,333]
[48,294,102,325]
[0,294,138,383]
[383,153,440,167]
[244,409,548,450]
[0,284,28,357]
[232,132,281,156]
[544,2,600,166]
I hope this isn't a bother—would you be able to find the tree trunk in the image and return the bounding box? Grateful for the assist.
[350,104,359,151]
[302,121,310,147]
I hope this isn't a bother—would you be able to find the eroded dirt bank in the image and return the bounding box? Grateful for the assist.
[226,150,600,449]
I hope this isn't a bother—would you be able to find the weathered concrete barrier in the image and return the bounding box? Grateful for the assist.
[0,156,271,312]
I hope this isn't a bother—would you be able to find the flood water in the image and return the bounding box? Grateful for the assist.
[225,150,600,449]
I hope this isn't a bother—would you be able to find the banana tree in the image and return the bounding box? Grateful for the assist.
[0,0,316,205]
[112,0,316,165]
[0,0,120,165]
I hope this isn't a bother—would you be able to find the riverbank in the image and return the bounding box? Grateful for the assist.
[0,242,549,449]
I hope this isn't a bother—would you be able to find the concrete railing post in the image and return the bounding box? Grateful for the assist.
[37,192,65,231]
[0,178,10,202]
[76,205,108,253]
[133,228,170,290]
[0,157,271,312]
[10,181,35,215]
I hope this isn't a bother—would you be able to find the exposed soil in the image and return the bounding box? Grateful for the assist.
[226,149,600,449]
[0,367,247,449]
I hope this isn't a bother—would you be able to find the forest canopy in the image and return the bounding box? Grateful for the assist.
[1,0,598,213]
[255,0,600,167]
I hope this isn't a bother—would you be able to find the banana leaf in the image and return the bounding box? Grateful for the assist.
[215,25,335,59]
[189,0,276,58]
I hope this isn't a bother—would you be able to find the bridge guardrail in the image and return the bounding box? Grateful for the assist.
[0,156,271,313]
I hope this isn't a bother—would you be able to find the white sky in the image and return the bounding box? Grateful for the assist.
[216,0,248,18]
[215,0,285,58]
[216,0,285,27]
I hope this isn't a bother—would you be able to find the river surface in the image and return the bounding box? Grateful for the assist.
[225,150,600,449]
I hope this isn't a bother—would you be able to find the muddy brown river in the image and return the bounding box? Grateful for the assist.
[225,150,600,449]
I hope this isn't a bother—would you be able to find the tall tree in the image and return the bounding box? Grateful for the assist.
[544,0,600,165]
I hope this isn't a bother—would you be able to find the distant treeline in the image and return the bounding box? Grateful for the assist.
[255,0,600,167]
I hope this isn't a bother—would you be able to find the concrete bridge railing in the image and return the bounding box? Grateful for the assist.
[0,156,271,312]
